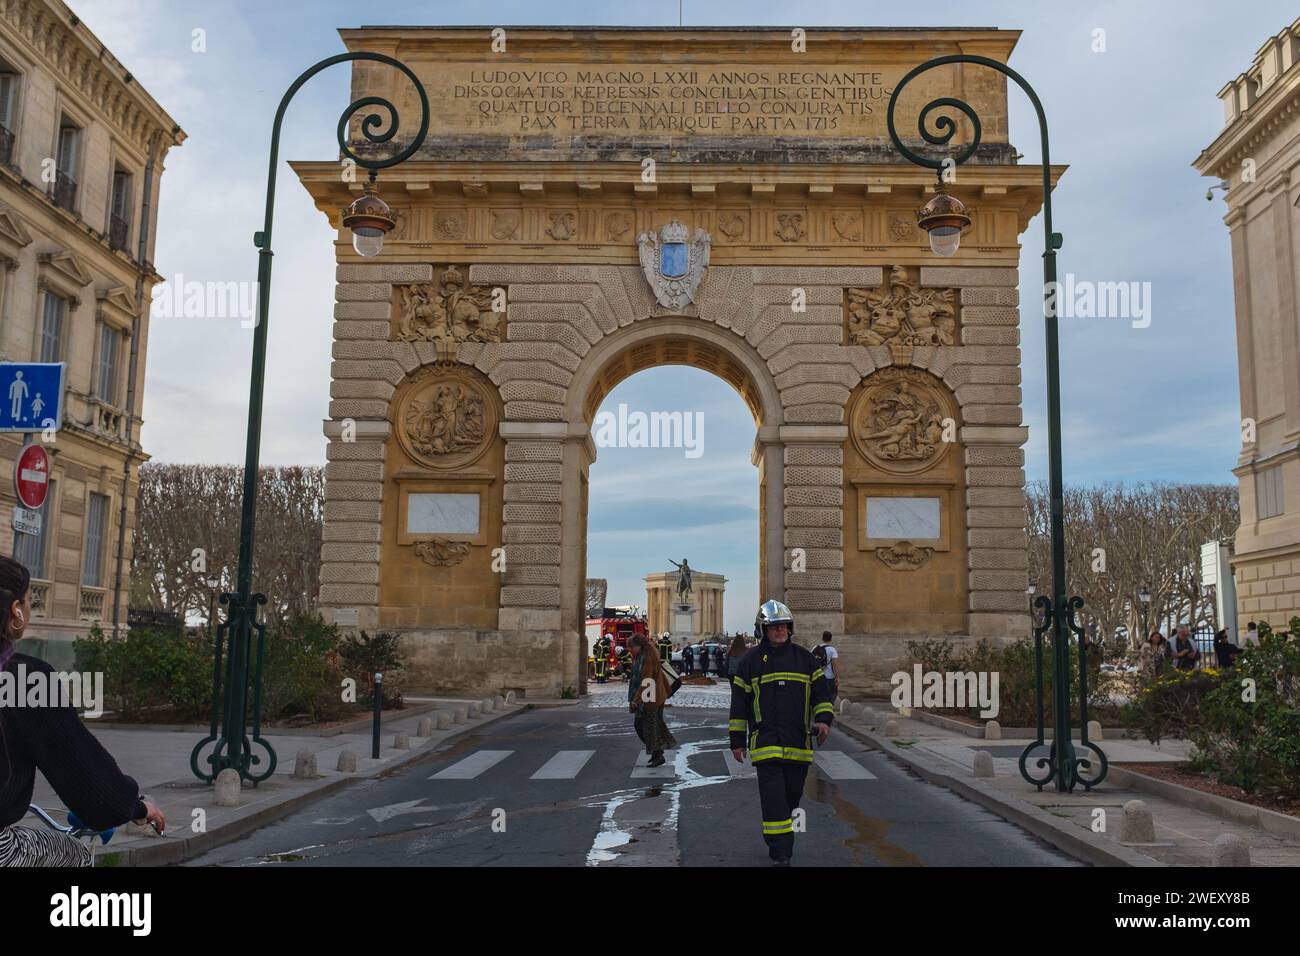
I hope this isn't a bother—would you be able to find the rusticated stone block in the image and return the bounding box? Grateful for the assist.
[970,590,1031,612]
[784,506,843,528]
[784,403,846,424]
[784,569,843,590]
[500,585,561,607]
[324,460,384,482]
[964,446,1025,468]
[318,582,378,605]
[504,462,564,483]
[336,282,393,302]
[962,326,1020,347]
[333,320,392,341]
[962,306,1020,327]
[961,405,1024,426]
[784,445,843,468]
[956,384,1022,406]
[970,570,1030,591]
[948,345,1021,367]
[503,400,565,421]
[502,525,562,544]
[968,528,1029,549]
[502,483,562,503]
[784,465,844,486]
[966,467,1027,488]
[504,441,564,462]
[784,486,843,508]
[503,502,562,523]
[785,528,843,549]
[492,361,574,387]
[968,548,1029,571]
[324,500,384,522]
[751,266,881,286]
[961,287,1019,306]
[320,563,380,585]
[333,300,391,320]
[785,589,844,610]
[919,266,1018,287]
[501,544,562,565]
[321,542,382,564]
[337,263,433,284]
[967,507,1029,529]
[329,399,390,420]
[781,382,851,408]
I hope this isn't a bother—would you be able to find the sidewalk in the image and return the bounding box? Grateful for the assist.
[27,696,530,866]
[835,701,1300,867]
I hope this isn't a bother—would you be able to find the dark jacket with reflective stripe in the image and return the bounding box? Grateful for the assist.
[728,638,834,764]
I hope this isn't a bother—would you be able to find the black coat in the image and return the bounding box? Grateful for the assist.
[728,639,834,764]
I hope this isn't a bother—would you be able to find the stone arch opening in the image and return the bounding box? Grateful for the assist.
[561,319,787,690]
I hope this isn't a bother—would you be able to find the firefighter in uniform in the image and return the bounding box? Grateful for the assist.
[593,637,608,683]
[658,631,673,669]
[729,599,834,866]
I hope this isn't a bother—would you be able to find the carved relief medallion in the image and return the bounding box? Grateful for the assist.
[396,367,497,471]
[432,209,467,240]
[395,266,505,345]
[637,219,711,311]
[546,211,577,240]
[888,215,917,243]
[875,541,934,570]
[774,212,806,243]
[831,211,862,242]
[850,368,954,475]
[415,538,472,567]
[717,211,747,240]
[604,211,633,241]
[490,210,521,240]
[846,265,957,348]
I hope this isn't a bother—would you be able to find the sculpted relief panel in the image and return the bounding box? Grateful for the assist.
[395,366,497,471]
[394,266,506,345]
[846,265,958,348]
[849,367,955,476]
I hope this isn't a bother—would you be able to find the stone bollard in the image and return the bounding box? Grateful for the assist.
[837,698,851,714]
[336,750,359,773]
[293,749,318,779]
[860,708,876,726]
[1087,720,1104,742]
[884,719,901,736]
[481,697,495,714]
[454,705,469,723]
[393,733,411,750]
[505,691,517,705]
[1120,800,1156,844]
[468,701,482,718]
[898,705,912,718]
[417,717,434,737]
[1212,833,1251,866]
[850,702,865,718]
[984,720,1002,740]
[972,750,995,778]
[435,711,452,730]
[494,695,505,710]
[214,768,241,807]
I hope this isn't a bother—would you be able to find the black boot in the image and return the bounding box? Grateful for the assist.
[648,750,666,767]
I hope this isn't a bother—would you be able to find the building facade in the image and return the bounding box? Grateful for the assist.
[1195,18,1300,637]
[298,26,1050,698]
[644,569,725,638]
[0,0,183,664]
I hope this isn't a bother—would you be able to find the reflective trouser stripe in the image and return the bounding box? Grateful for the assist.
[762,819,794,834]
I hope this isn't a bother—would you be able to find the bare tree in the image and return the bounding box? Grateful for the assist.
[1027,482,1238,655]
[131,464,323,627]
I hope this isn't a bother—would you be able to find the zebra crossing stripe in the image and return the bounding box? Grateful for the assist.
[430,750,514,780]
[723,749,756,778]
[813,751,877,780]
[531,750,596,780]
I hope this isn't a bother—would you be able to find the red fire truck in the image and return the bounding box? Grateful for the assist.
[585,605,648,680]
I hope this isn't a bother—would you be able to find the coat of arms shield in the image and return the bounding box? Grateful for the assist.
[637,219,711,310]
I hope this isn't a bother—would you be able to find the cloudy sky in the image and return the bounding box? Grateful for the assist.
[75,0,1289,631]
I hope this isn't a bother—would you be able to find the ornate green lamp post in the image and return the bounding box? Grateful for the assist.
[191,53,430,783]
[886,55,1107,792]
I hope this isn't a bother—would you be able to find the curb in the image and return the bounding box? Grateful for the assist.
[1108,765,1300,841]
[95,704,528,867]
[835,718,1163,868]
[85,702,443,738]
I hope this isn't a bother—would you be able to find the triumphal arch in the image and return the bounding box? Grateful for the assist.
[295,27,1053,698]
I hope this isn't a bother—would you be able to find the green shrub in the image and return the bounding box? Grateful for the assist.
[75,624,212,722]
[259,613,350,724]
[338,630,407,709]
[904,638,955,674]
[1125,617,1300,797]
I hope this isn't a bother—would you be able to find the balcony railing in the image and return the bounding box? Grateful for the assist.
[49,171,77,213]
[91,401,126,441]
[29,579,50,619]
[0,124,13,167]
[79,586,106,622]
[109,213,130,251]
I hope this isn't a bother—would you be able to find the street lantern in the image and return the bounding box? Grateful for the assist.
[191,51,430,786]
[342,182,396,257]
[1138,586,1151,606]
[887,55,1107,793]
[916,189,972,257]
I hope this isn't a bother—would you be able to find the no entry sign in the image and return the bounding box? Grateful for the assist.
[14,443,49,510]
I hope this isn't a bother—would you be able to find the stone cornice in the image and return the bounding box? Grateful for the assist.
[0,0,186,155]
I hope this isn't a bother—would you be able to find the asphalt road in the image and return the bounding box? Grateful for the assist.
[184,683,1080,867]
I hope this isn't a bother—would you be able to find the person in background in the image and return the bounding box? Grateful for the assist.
[698,641,710,677]
[727,634,747,681]
[1171,624,1199,671]
[812,631,840,701]
[1242,621,1260,647]
[628,634,676,768]
[0,555,166,866]
[683,642,695,675]
[1137,631,1170,680]
[1213,629,1240,668]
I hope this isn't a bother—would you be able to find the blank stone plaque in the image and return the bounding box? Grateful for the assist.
[866,496,941,540]
[407,493,479,535]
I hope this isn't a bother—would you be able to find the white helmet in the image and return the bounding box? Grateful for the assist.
[754,599,794,641]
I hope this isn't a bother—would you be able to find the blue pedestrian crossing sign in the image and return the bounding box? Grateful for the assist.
[0,363,65,433]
